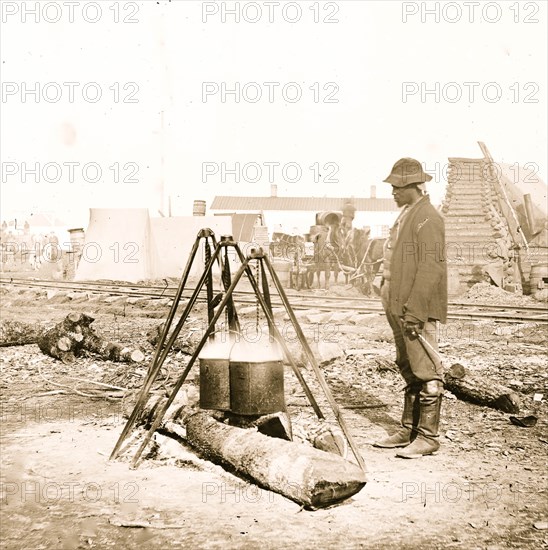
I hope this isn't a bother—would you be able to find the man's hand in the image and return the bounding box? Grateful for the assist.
[402,316,424,338]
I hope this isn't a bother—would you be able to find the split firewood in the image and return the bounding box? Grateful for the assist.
[82,331,145,363]
[36,313,145,365]
[444,363,521,414]
[0,319,47,347]
[37,313,91,363]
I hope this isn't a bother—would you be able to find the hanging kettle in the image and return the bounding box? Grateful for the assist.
[229,339,285,416]
[198,335,236,411]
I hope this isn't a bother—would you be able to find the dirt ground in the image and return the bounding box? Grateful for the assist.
[0,281,547,549]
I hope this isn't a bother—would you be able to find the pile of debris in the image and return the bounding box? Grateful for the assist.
[461,282,540,306]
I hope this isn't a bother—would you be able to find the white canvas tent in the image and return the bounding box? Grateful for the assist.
[74,209,159,282]
[74,209,235,283]
[150,215,234,279]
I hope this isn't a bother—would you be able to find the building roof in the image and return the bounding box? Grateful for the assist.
[211,196,397,212]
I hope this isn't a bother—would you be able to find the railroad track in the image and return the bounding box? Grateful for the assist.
[1,276,547,325]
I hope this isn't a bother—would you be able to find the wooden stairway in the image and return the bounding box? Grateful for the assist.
[441,157,521,294]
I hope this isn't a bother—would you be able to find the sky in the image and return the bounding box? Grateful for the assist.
[1,0,546,230]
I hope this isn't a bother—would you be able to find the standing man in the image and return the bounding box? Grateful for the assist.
[341,200,357,234]
[374,158,447,458]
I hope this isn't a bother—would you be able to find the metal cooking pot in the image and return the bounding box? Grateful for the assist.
[229,340,285,416]
[198,336,235,411]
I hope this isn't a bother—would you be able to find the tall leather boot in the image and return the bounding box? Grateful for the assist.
[396,380,443,459]
[374,384,420,448]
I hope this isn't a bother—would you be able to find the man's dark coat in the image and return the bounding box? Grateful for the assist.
[387,196,447,323]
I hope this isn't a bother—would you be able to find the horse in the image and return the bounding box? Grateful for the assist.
[310,223,346,289]
[270,232,305,262]
[355,237,386,295]
[343,227,371,273]
[341,228,386,295]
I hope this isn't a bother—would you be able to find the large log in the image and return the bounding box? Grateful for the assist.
[185,411,367,509]
[444,363,521,414]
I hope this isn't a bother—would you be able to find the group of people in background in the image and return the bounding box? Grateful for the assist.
[0,224,62,271]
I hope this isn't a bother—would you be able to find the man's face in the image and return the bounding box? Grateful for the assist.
[391,184,419,207]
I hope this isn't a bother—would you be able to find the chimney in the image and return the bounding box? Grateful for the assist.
[370,185,376,199]
[271,184,278,197]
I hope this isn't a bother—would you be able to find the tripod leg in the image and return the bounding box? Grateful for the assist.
[110,230,206,460]
[263,254,366,472]
[130,257,252,468]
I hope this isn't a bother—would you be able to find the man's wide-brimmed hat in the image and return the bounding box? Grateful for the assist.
[383,157,433,187]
